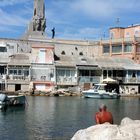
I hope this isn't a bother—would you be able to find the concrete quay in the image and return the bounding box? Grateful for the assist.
[120,94,140,98]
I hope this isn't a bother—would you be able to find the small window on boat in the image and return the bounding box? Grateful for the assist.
[99,85,105,90]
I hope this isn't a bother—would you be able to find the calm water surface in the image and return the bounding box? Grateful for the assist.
[0,96,140,140]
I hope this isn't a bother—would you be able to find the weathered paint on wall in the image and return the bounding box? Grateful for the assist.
[32,44,54,64]
[34,83,54,92]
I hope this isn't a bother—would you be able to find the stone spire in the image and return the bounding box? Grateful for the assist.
[32,0,46,32]
[24,0,46,39]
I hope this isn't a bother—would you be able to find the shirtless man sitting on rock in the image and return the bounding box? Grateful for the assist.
[95,104,113,124]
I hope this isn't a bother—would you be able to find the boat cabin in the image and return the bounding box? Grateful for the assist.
[94,83,119,94]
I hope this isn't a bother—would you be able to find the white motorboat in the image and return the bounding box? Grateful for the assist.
[82,83,120,99]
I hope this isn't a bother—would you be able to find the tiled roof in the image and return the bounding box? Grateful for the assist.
[55,55,140,70]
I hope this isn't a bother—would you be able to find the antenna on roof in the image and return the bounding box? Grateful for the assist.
[116,17,120,27]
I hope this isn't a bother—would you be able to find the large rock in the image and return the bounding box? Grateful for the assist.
[71,117,140,140]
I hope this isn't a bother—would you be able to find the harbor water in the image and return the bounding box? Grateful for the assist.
[0,96,140,140]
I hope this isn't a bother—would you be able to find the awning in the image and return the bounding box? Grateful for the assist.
[77,66,100,70]
[123,65,140,70]
[102,77,118,83]
[100,66,124,70]
[0,64,7,66]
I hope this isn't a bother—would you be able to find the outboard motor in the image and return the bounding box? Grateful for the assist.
[0,94,8,111]
[0,94,8,102]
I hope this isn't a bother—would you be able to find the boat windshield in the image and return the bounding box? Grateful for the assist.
[94,84,105,90]
[94,85,100,90]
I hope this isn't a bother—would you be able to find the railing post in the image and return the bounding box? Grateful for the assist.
[126,70,128,83]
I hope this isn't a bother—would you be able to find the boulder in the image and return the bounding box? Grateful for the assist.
[71,117,140,140]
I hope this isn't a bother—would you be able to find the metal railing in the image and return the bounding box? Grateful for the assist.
[103,76,140,84]
[124,77,140,83]
[31,76,53,82]
[78,76,101,83]
[7,75,30,81]
[56,76,77,85]
[1,74,140,84]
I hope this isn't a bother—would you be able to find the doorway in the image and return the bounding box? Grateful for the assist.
[138,86,140,94]
[15,84,21,91]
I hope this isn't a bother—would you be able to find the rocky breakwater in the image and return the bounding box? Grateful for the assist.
[30,88,83,96]
[71,117,140,140]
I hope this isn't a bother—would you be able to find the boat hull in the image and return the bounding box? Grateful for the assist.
[8,95,26,106]
[0,94,26,110]
[83,92,120,99]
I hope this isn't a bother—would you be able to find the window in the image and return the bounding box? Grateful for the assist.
[79,52,83,56]
[124,44,132,52]
[41,76,46,80]
[132,72,136,78]
[137,45,140,52]
[18,70,22,75]
[0,47,7,52]
[61,51,65,55]
[112,45,122,53]
[103,46,110,53]
[39,49,46,63]
[134,30,139,37]
[75,47,78,51]
[99,85,105,90]
[14,70,17,75]
[125,32,130,37]
[110,32,114,38]
[9,70,14,74]
[24,70,29,76]
[66,70,70,77]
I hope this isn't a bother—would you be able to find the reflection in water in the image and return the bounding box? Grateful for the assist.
[0,96,140,139]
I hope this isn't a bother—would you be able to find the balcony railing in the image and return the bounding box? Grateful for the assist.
[31,76,55,82]
[56,76,77,85]
[78,76,101,83]
[124,77,140,83]
[78,76,140,84]
[104,76,140,84]
[101,37,134,44]
[7,75,30,81]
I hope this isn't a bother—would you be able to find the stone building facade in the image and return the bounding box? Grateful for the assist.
[1,0,140,94]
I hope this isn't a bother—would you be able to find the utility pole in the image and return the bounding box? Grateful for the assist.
[116,17,120,27]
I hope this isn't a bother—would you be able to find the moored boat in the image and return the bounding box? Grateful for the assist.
[82,83,120,99]
[0,93,26,110]
[0,94,8,110]
[8,95,26,106]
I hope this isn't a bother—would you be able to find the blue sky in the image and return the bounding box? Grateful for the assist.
[0,0,140,40]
